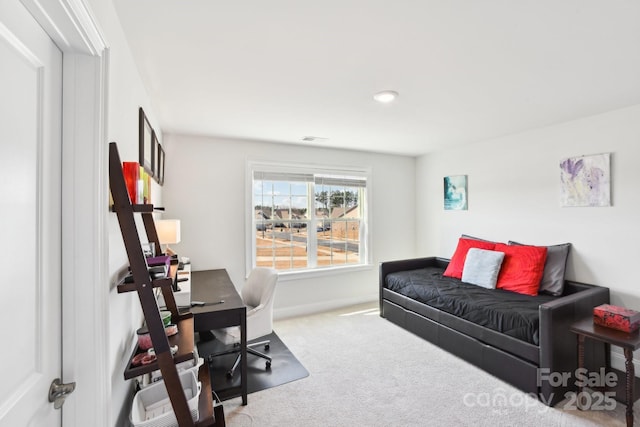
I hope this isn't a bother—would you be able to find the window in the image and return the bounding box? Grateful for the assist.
[249,162,370,274]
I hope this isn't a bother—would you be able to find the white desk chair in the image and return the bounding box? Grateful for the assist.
[211,267,278,378]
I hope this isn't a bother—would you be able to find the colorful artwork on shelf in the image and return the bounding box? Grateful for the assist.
[444,175,468,211]
[560,153,610,207]
[122,161,140,204]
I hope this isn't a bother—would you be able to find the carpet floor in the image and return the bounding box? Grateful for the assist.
[219,302,630,426]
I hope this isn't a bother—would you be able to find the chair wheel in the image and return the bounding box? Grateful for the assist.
[264,344,270,350]
[266,361,271,370]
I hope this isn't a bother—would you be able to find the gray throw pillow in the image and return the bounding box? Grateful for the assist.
[461,234,496,244]
[461,248,505,289]
[508,241,571,296]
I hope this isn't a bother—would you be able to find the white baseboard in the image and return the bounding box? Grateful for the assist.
[274,294,378,320]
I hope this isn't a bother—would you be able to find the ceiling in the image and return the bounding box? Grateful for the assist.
[113,0,640,156]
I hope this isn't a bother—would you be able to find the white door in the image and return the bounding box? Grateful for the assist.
[0,0,63,426]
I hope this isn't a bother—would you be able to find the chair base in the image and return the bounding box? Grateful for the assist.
[208,338,272,379]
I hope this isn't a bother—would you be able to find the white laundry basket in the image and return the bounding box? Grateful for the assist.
[145,349,202,388]
[130,369,201,427]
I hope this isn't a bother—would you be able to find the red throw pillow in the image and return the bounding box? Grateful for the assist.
[494,243,548,296]
[443,238,496,279]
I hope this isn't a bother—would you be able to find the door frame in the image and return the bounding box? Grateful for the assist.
[20,1,110,425]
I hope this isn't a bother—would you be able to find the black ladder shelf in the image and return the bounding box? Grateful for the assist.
[109,142,224,427]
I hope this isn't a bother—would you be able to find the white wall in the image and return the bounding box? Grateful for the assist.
[416,103,640,368]
[85,1,163,425]
[162,134,416,317]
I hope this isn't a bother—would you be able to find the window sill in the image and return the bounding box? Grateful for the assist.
[275,263,374,281]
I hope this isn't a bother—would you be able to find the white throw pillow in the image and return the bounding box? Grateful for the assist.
[461,248,505,289]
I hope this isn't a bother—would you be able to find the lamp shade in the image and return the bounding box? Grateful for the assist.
[155,219,181,245]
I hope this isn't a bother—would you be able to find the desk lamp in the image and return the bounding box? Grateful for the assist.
[155,219,181,257]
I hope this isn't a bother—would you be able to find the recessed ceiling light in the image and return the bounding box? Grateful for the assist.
[373,90,399,103]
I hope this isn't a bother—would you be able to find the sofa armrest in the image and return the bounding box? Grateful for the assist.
[379,257,449,316]
[538,281,609,405]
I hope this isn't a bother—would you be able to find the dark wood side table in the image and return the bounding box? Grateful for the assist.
[570,318,640,427]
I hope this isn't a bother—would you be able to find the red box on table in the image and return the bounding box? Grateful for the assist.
[593,304,640,333]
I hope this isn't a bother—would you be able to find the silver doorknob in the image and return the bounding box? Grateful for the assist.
[48,378,76,409]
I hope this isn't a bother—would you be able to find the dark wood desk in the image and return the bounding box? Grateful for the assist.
[191,269,247,405]
[571,318,640,427]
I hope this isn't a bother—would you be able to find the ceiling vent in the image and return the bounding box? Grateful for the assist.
[301,136,329,142]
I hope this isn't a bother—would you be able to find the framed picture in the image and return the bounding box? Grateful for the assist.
[156,142,165,185]
[151,130,159,177]
[139,107,154,176]
[444,175,468,210]
[560,153,611,207]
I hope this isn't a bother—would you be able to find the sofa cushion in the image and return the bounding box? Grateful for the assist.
[461,248,505,289]
[495,243,547,296]
[509,241,571,296]
[443,237,496,279]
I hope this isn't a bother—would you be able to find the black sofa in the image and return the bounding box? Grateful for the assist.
[379,256,610,406]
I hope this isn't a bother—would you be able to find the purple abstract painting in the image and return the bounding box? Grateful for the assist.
[559,153,610,207]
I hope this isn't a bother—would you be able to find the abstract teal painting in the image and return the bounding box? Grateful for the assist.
[444,175,468,210]
[560,153,610,207]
